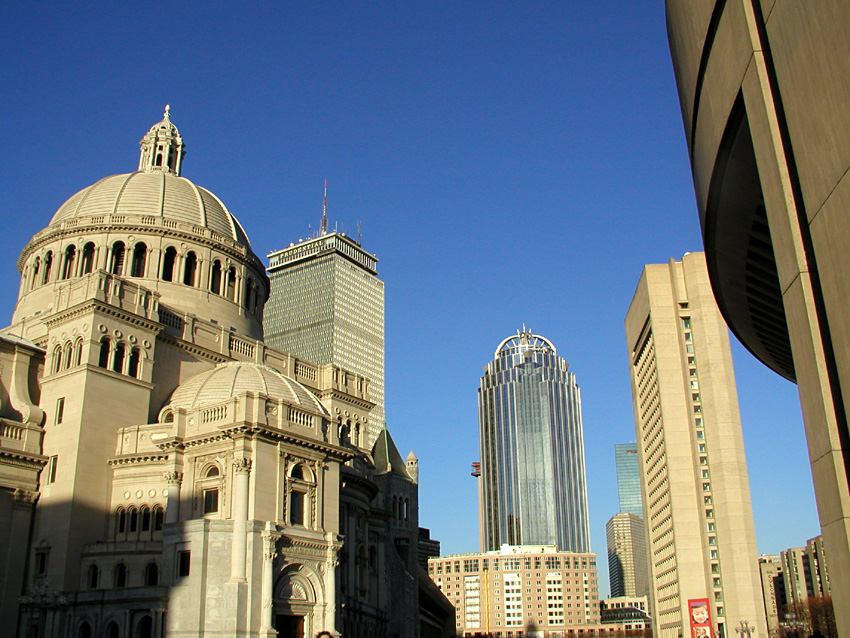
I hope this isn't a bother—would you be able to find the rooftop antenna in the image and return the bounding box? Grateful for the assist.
[357,221,362,244]
[320,179,328,236]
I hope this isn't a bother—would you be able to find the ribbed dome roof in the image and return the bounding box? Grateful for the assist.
[48,171,252,248]
[167,362,329,416]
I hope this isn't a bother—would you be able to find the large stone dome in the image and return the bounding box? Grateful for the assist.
[48,172,252,248]
[167,362,329,417]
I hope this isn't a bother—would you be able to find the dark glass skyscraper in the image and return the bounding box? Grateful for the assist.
[477,330,590,552]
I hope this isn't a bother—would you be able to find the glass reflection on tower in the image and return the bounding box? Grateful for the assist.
[478,330,591,552]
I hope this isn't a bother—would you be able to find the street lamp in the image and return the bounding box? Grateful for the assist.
[735,620,754,638]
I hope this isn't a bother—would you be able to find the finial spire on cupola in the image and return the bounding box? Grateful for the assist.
[138,105,185,176]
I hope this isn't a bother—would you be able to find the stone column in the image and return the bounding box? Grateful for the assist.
[164,472,183,524]
[261,522,281,637]
[230,457,252,581]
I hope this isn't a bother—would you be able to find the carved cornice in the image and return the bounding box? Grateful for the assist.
[0,448,49,469]
[45,298,162,333]
[108,454,169,467]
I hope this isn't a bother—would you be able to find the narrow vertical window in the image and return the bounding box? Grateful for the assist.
[128,348,140,378]
[177,550,191,577]
[113,343,126,374]
[290,491,304,525]
[81,242,95,274]
[131,242,147,277]
[115,563,127,588]
[183,251,197,286]
[56,398,65,425]
[110,242,125,275]
[98,339,110,368]
[42,251,53,284]
[31,257,40,290]
[226,266,237,301]
[61,245,76,279]
[162,247,176,282]
[210,260,222,294]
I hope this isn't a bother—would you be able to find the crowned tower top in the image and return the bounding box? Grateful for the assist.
[138,105,185,175]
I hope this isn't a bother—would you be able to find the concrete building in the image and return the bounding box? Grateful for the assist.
[781,536,831,609]
[428,545,602,637]
[664,2,850,632]
[0,109,453,638]
[625,253,766,638]
[758,555,785,635]
[605,514,647,599]
[265,217,385,447]
[477,330,590,553]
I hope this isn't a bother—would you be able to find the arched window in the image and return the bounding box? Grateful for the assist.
[144,563,159,586]
[128,506,138,532]
[137,616,153,638]
[63,342,73,370]
[226,267,237,301]
[113,343,126,374]
[73,338,84,367]
[210,260,222,294]
[162,247,177,282]
[52,346,63,373]
[87,564,99,589]
[114,563,127,588]
[131,242,147,277]
[81,242,95,275]
[183,251,197,286]
[140,506,151,532]
[110,242,125,275]
[106,621,119,638]
[98,339,110,368]
[153,506,164,531]
[30,257,40,290]
[206,465,220,478]
[117,508,126,533]
[61,245,76,280]
[128,348,141,378]
[79,621,92,638]
[288,464,313,527]
[42,251,53,284]
[202,465,220,515]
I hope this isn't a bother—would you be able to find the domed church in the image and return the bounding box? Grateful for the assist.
[0,109,453,638]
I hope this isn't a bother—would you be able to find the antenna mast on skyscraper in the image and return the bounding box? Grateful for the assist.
[320,179,328,236]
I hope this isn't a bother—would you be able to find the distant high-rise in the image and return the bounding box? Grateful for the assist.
[606,513,648,598]
[615,443,642,517]
[477,329,590,552]
[607,442,648,598]
[625,253,766,638]
[266,228,385,445]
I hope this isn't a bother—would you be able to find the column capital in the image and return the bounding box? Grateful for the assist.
[234,457,253,474]
[164,471,183,485]
[13,488,39,507]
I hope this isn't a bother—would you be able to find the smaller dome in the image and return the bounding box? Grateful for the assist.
[167,362,329,417]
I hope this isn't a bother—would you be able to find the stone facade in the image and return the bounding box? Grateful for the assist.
[0,109,453,638]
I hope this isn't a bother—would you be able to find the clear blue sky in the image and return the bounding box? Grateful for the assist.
[1,2,819,596]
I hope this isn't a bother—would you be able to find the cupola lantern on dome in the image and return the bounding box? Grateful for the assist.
[138,105,185,176]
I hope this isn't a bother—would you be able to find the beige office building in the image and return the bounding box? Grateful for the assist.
[605,513,648,599]
[625,253,766,638]
[757,555,783,634]
[428,545,601,638]
[665,3,850,633]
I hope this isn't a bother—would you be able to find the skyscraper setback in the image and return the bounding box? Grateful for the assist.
[625,252,766,638]
[266,225,385,446]
[477,330,590,552]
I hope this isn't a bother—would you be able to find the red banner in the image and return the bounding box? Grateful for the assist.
[688,598,712,638]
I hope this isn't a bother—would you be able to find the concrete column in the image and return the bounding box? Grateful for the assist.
[261,523,281,636]
[165,472,183,524]
[230,457,252,581]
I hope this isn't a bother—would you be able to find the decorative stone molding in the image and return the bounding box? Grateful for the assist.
[164,471,183,485]
[13,488,40,507]
[233,457,252,474]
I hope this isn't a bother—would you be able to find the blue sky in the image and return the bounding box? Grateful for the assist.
[1,2,819,595]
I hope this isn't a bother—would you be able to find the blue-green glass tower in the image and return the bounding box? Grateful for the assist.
[615,443,643,516]
[478,329,590,552]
